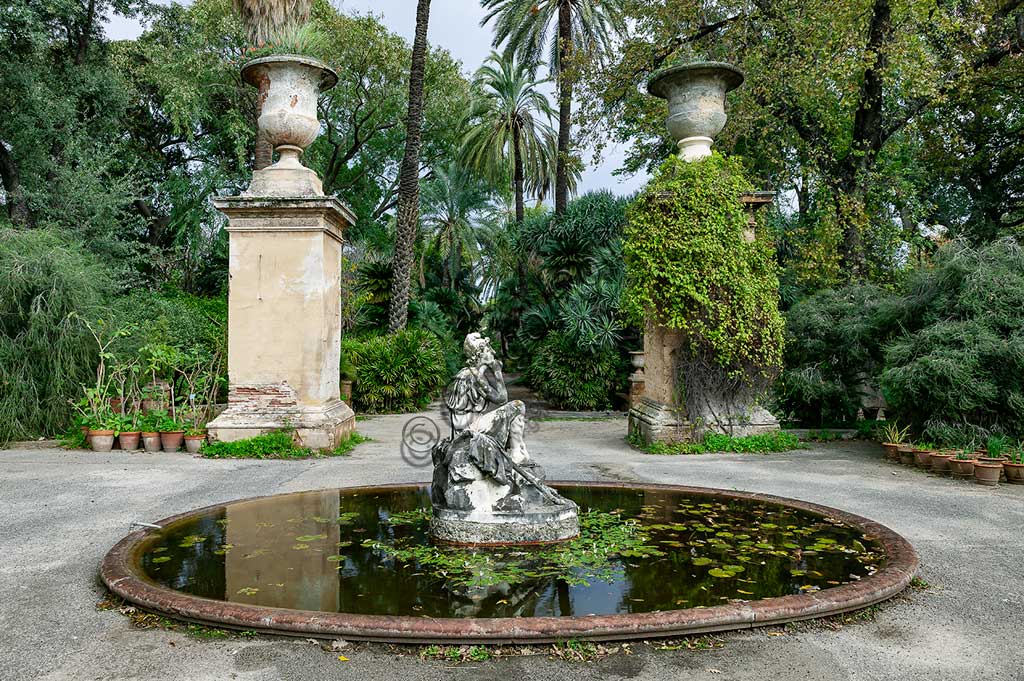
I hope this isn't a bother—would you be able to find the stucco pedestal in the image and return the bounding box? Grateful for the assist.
[207,196,355,449]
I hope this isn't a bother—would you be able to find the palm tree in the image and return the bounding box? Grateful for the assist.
[461,52,557,226]
[388,0,432,332]
[419,162,490,291]
[480,0,624,215]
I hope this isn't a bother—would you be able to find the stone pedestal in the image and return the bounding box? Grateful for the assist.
[628,322,779,445]
[207,196,355,449]
[629,323,692,444]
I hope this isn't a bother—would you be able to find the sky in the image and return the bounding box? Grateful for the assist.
[104,0,650,197]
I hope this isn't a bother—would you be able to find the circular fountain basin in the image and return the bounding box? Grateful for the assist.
[101,482,917,643]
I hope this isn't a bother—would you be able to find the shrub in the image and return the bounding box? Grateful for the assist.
[0,228,113,443]
[634,431,802,455]
[773,284,896,426]
[342,329,448,413]
[200,430,369,458]
[881,238,1024,442]
[524,332,625,411]
[623,153,784,382]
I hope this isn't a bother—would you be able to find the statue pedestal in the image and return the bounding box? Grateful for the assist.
[430,505,579,546]
[207,196,355,449]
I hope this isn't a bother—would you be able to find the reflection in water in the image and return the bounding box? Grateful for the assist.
[140,486,884,618]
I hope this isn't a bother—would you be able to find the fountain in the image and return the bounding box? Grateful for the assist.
[99,55,917,644]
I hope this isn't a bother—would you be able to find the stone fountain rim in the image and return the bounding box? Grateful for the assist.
[241,53,339,92]
[100,481,918,644]
[647,61,744,99]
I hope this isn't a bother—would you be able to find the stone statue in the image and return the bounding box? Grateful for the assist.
[430,333,579,545]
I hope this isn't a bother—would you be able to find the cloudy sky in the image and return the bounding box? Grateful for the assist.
[105,0,649,197]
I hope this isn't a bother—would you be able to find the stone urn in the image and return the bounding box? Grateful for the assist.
[241,55,338,197]
[647,61,743,161]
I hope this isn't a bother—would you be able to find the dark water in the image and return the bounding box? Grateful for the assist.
[139,486,884,618]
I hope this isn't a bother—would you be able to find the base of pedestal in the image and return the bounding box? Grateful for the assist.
[628,397,694,444]
[207,394,354,450]
[430,503,579,546]
[628,397,780,445]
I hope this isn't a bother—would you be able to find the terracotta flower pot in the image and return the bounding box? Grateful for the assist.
[929,452,954,475]
[141,432,161,452]
[184,434,207,454]
[118,431,141,451]
[1004,462,1024,485]
[898,447,915,465]
[882,443,901,461]
[913,449,935,469]
[973,461,1002,486]
[949,458,976,478]
[89,429,115,452]
[340,380,353,402]
[160,430,185,452]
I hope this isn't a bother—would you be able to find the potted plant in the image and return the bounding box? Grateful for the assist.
[929,449,955,475]
[949,450,976,479]
[89,412,117,453]
[184,426,208,454]
[140,412,162,452]
[977,435,1009,464]
[879,422,910,462]
[912,441,937,469]
[158,412,185,453]
[1004,445,1024,485]
[117,410,141,451]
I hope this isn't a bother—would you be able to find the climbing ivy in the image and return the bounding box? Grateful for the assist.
[623,153,784,382]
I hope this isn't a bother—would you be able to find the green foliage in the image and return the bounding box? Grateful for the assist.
[774,284,895,426]
[0,229,113,443]
[633,431,802,455]
[511,192,634,408]
[623,153,784,382]
[879,422,910,445]
[200,430,368,458]
[364,509,660,589]
[881,238,1024,442]
[524,332,623,411]
[342,329,448,413]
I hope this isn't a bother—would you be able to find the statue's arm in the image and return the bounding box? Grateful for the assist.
[483,362,508,404]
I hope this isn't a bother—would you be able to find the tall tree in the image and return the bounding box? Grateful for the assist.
[387,0,432,332]
[579,0,1023,283]
[481,0,624,215]
[461,52,556,227]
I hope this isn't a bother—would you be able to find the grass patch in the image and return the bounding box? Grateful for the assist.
[631,431,803,455]
[199,430,370,459]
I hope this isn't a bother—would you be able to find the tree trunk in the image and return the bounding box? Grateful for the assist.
[0,143,31,226]
[74,0,96,65]
[512,125,528,294]
[837,0,891,279]
[387,0,432,332]
[554,0,573,216]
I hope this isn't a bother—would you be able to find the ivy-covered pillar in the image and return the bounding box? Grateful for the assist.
[626,62,784,444]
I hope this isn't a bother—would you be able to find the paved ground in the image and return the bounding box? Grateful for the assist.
[1,412,1022,681]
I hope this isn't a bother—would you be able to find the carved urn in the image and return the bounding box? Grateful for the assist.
[241,55,338,196]
[647,61,743,161]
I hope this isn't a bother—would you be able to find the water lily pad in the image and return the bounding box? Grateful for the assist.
[151,555,171,563]
[692,557,713,566]
[708,568,734,578]
[295,534,327,542]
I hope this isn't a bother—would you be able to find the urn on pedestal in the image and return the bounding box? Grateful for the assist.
[241,55,338,197]
[647,61,743,162]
